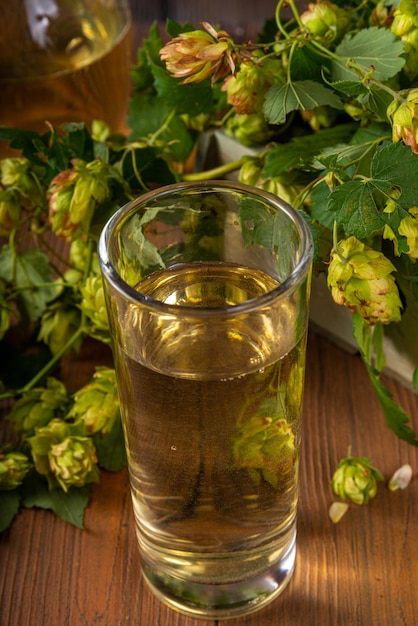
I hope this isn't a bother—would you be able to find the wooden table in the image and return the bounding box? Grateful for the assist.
[1,329,417,626]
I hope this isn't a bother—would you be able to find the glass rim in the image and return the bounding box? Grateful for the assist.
[98,180,314,317]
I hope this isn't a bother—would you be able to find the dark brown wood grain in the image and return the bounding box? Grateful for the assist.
[1,330,417,626]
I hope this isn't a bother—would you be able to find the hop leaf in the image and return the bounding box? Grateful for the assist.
[7,378,70,437]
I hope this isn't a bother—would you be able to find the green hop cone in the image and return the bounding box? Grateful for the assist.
[69,237,91,271]
[300,0,351,44]
[0,449,32,490]
[331,454,383,504]
[327,236,402,325]
[387,88,418,154]
[231,414,295,488]
[0,187,22,236]
[225,112,274,146]
[48,436,99,492]
[301,105,338,131]
[37,298,82,355]
[48,159,117,241]
[27,418,99,491]
[391,0,418,80]
[79,256,110,341]
[398,210,418,259]
[238,156,263,187]
[68,367,119,435]
[7,378,69,437]
[258,176,303,208]
[223,54,284,115]
[1,156,44,209]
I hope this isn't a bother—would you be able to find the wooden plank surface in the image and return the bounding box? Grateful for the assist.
[1,330,417,626]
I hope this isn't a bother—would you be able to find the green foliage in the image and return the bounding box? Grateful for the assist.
[0,248,59,322]
[264,80,344,125]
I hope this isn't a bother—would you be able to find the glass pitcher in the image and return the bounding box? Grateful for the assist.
[0,0,132,142]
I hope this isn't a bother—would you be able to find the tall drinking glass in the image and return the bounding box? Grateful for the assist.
[98,180,313,619]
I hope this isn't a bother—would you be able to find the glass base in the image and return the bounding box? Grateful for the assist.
[141,533,296,620]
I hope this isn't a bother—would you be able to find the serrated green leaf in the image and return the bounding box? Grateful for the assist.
[121,144,177,190]
[264,81,343,125]
[332,27,405,82]
[328,180,383,237]
[21,472,55,510]
[328,142,418,237]
[359,86,394,121]
[330,80,369,97]
[48,486,90,528]
[0,488,21,532]
[127,94,194,163]
[166,19,195,38]
[367,364,418,445]
[289,45,326,81]
[0,247,59,322]
[309,180,334,230]
[352,314,418,446]
[93,415,127,472]
[238,199,295,281]
[0,127,44,160]
[21,471,90,528]
[152,64,214,117]
[263,123,356,176]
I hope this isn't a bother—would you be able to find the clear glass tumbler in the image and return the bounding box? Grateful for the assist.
[98,180,313,619]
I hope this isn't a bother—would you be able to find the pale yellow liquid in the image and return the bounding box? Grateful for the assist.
[0,2,132,156]
[114,262,306,617]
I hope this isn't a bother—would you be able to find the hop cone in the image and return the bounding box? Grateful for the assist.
[387,88,418,153]
[223,54,284,115]
[300,0,351,44]
[48,159,116,241]
[48,436,99,492]
[1,157,44,209]
[27,418,99,491]
[79,256,110,341]
[398,210,418,259]
[0,449,32,490]
[332,454,383,504]
[160,21,235,85]
[231,414,295,488]
[225,112,273,146]
[69,367,120,435]
[391,0,418,80]
[327,236,402,324]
